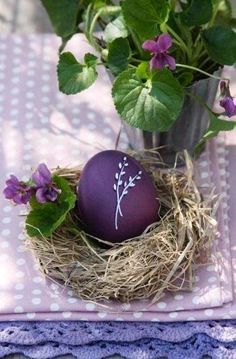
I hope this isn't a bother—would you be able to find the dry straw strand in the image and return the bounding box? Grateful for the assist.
[26,151,218,304]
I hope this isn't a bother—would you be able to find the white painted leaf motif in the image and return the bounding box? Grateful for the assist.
[119,162,122,169]
[124,181,127,187]
[129,176,132,182]
[123,190,128,195]
[113,184,117,191]
[136,176,141,180]
[115,173,119,180]
[119,180,123,185]
[124,157,127,161]
[138,171,142,175]
[121,171,126,175]
[129,183,135,187]
[125,163,128,167]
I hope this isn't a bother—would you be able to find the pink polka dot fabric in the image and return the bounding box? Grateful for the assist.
[0,34,236,321]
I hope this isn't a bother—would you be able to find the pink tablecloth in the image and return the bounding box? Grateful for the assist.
[0,34,235,322]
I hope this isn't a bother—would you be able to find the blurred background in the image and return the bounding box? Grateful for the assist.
[0,0,236,34]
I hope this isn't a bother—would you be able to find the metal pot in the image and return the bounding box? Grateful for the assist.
[120,70,221,165]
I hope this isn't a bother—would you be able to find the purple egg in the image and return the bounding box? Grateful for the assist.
[77,150,159,243]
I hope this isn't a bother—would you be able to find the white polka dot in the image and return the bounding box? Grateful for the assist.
[133,312,143,319]
[85,303,96,311]
[18,233,25,241]
[0,241,9,248]
[204,309,213,317]
[26,92,34,99]
[67,297,77,304]
[25,113,33,120]
[32,289,42,295]
[27,80,35,87]
[174,294,183,301]
[67,290,74,297]
[2,217,11,224]
[15,283,24,291]
[17,245,26,253]
[10,109,19,117]
[122,303,131,310]
[0,253,9,261]
[157,301,167,309]
[207,265,215,272]
[50,303,60,311]
[208,276,217,283]
[33,263,40,270]
[16,271,25,278]
[14,306,24,313]
[32,298,41,305]
[3,206,11,213]
[169,312,178,319]
[11,98,19,106]
[14,294,23,300]
[187,317,196,321]
[50,283,59,290]
[62,312,72,318]
[98,312,108,319]
[115,317,124,321]
[1,229,10,236]
[42,96,50,103]
[16,258,26,266]
[33,276,43,283]
[26,312,36,319]
[192,296,200,305]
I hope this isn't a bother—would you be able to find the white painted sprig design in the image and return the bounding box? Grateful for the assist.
[113,156,142,230]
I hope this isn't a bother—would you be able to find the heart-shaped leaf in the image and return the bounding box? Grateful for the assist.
[202,26,236,65]
[112,68,184,132]
[26,176,76,238]
[122,0,170,39]
[180,0,213,26]
[57,52,98,94]
[196,112,236,153]
[104,15,128,43]
[108,38,130,76]
[41,0,81,38]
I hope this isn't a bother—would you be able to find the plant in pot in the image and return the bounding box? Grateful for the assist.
[42,0,236,164]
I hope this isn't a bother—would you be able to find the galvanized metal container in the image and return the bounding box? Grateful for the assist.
[122,70,221,165]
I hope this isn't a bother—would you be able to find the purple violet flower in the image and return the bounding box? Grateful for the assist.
[219,80,236,118]
[3,175,31,204]
[142,33,176,71]
[32,163,60,204]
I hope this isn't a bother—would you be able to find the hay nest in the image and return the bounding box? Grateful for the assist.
[26,151,218,304]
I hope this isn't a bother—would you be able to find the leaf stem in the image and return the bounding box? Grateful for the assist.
[176,63,227,81]
[165,24,192,61]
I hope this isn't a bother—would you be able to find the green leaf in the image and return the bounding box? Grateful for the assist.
[112,68,184,132]
[196,113,236,152]
[26,176,76,238]
[215,0,233,26]
[108,38,130,76]
[180,0,213,26]
[202,26,236,65]
[57,52,98,95]
[136,62,150,81]
[104,15,128,43]
[41,0,81,38]
[122,0,170,39]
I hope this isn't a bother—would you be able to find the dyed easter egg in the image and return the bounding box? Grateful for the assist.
[77,150,159,243]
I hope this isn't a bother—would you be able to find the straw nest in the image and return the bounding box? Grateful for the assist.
[26,151,218,304]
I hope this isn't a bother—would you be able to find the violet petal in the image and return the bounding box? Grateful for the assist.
[32,163,51,187]
[220,97,236,118]
[35,187,47,203]
[142,40,158,53]
[156,33,172,52]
